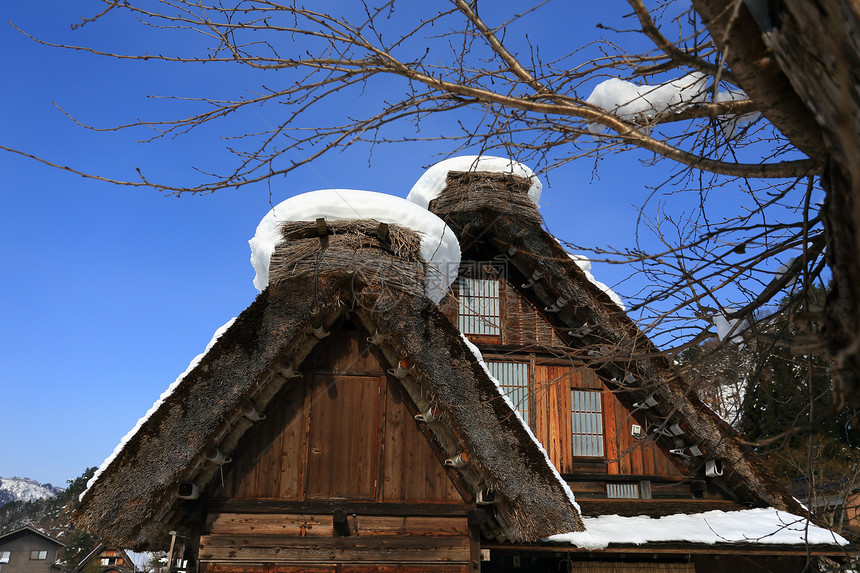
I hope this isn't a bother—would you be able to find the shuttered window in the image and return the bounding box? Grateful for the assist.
[606,482,639,498]
[571,389,604,457]
[457,277,501,336]
[486,361,530,426]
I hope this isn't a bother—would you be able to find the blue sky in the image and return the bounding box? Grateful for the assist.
[2,1,700,486]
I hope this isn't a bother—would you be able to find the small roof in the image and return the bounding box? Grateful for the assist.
[73,544,134,573]
[0,526,65,547]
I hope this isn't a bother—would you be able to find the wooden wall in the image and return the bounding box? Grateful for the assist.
[212,332,462,503]
[203,328,471,569]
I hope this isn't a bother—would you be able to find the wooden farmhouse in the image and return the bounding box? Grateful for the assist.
[74,157,849,572]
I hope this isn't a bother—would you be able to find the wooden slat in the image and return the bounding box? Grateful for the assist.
[341,567,466,573]
[206,513,468,537]
[206,500,470,517]
[603,387,619,475]
[198,535,470,564]
[200,563,267,573]
[278,382,309,500]
[306,375,379,500]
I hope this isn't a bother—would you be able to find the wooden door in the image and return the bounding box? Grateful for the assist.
[305,375,380,499]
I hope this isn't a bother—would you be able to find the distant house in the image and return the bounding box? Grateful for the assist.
[74,545,134,573]
[0,527,64,573]
[74,158,850,572]
[791,478,860,543]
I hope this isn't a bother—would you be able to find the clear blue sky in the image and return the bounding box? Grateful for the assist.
[1,1,692,487]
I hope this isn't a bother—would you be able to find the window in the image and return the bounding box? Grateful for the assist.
[0,551,10,564]
[487,361,530,426]
[606,482,639,498]
[571,389,604,457]
[457,277,501,336]
[30,551,48,560]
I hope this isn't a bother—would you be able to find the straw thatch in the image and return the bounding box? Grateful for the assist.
[74,218,583,549]
[269,220,426,299]
[431,169,803,515]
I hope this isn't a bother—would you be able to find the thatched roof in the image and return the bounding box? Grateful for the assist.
[74,219,583,550]
[430,169,803,515]
[75,167,808,552]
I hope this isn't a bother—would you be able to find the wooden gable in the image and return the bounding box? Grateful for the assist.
[200,325,473,570]
[452,268,741,508]
[211,327,463,504]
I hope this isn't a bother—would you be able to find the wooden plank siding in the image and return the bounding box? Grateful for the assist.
[204,329,470,569]
[211,332,462,504]
[198,535,470,565]
[455,275,692,494]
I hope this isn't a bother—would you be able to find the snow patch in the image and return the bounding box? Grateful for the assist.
[249,189,461,304]
[0,477,61,504]
[548,508,848,549]
[83,317,236,499]
[713,313,748,344]
[406,155,542,209]
[567,253,626,311]
[458,333,582,515]
[585,73,708,132]
[714,88,761,140]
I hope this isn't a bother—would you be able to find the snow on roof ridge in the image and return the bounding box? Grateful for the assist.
[82,317,236,500]
[547,507,849,549]
[406,155,542,209]
[248,189,461,304]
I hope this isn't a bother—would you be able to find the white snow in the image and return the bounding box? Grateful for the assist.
[548,508,848,549]
[713,313,748,344]
[406,155,542,209]
[249,189,461,304]
[0,477,60,503]
[458,333,582,515]
[714,88,761,140]
[585,73,708,132]
[567,253,626,311]
[82,317,237,499]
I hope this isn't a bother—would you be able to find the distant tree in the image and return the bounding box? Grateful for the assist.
[4,0,859,415]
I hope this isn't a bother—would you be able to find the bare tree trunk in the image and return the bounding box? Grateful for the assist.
[692,0,860,409]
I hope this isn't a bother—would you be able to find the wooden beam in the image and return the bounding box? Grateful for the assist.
[198,535,471,563]
[315,217,327,237]
[206,499,471,517]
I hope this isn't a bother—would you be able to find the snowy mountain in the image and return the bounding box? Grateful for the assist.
[0,476,63,506]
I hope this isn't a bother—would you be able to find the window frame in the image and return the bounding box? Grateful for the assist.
[0,551,11,564]
[570,387,606,458]
[454,262,507,343]
[30,550,48,561]
[485,359,532,427]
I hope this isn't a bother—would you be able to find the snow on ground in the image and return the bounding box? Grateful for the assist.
[548,508,849,550]
[459,333,582,515]
[249,189,461,304]
[406,155,542,209]
[83,317,236,498]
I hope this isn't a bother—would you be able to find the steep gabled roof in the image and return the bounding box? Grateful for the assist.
[426,169,801,514]
[73,544,134,573]
[74,157,832,554]
[74,215,583,550]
